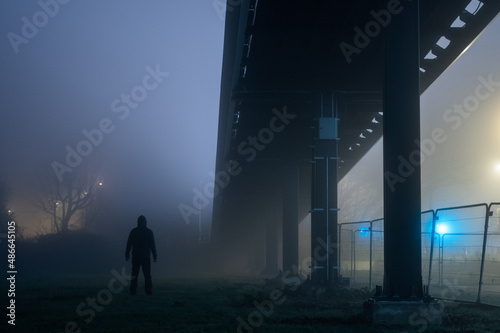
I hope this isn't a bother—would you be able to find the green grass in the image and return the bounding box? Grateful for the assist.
[3,275,500,333]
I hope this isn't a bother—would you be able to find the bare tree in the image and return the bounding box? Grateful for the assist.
[0,180,11,234]
[31,166,104,233]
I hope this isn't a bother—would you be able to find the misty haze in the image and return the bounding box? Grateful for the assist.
[2,0,500,332]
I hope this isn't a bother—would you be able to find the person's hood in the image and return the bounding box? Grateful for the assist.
[137,215,147,228]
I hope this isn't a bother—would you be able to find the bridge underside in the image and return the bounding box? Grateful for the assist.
[212,0,500,286]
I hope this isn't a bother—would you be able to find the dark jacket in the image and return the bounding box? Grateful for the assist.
[126,217,157,260]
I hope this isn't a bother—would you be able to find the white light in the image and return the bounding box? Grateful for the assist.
[378,112,383,116]
[420,67,426,73]
[360,133,366,139]
[495,163,500,172]
[465,0,484,15]
[436,224,448,234]
[366,128,373,133]
[436,36,451,49]
[245,34,253,58]
[372,118,379,124]
[451,16,466,28]
[425,50,437,60]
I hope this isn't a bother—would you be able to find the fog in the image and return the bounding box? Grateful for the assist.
[2,1,500,282]
[0,1,225,245]
[339,14,500,222]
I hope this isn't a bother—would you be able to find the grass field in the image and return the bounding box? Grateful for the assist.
[3,273,500,333]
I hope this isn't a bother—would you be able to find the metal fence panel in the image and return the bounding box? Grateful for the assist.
[433,204,488,303]
[480,203,500,306]
[338,203,500,306]
[370,219,384,288]
[339,221,371,287]
[421,210,438,293]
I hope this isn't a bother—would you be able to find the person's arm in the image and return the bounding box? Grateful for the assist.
[125,231,133,261]
[150,230,157,262]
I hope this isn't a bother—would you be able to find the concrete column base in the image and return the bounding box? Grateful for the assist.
[364,298,442,329]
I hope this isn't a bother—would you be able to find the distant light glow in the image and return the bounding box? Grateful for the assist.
[420,67,426,73]
[495,163,500,172]
[436,224,448,234]
[360,227,370,236]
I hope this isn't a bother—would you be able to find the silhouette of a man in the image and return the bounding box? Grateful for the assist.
[126,215,157,295]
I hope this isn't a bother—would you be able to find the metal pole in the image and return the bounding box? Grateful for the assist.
[440,235,446,287]
[283,163,299,272]
[427,211,437,294]
[439,234,442,287]
[477,205,492,303]
[338,224,342,279]
[326,157,329,282]
[350,230,354,281]
[369,220,373,290]
[353,229,357,284]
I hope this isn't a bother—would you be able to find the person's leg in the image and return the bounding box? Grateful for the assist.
[130,258,140,295]
[143,258,152,295]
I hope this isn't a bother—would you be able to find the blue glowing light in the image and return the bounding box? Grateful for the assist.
[436,224,448,234]
[360,227,370,237]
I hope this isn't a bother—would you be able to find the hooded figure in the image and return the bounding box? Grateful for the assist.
[126,215,157,295]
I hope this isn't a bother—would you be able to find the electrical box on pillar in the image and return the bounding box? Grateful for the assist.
[319,118,339,140]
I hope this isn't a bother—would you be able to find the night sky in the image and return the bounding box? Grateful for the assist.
[0,1,226,238]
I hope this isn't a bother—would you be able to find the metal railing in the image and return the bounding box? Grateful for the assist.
[338,202,500,305]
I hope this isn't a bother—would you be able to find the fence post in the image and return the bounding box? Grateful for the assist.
[477,204,491,303]
[338,223,342,279]
[427,210,436,295]
[350,229,354,281]
[353,230,357,284]
[369,220,373,290]
[440,234,445,287]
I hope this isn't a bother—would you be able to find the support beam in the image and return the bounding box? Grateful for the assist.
[311,94,339,284]
[382,0,423,299]
[283,162,299,272]
[265,207,279,277]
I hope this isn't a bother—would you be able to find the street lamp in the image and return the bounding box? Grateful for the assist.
[53,201,59,232]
